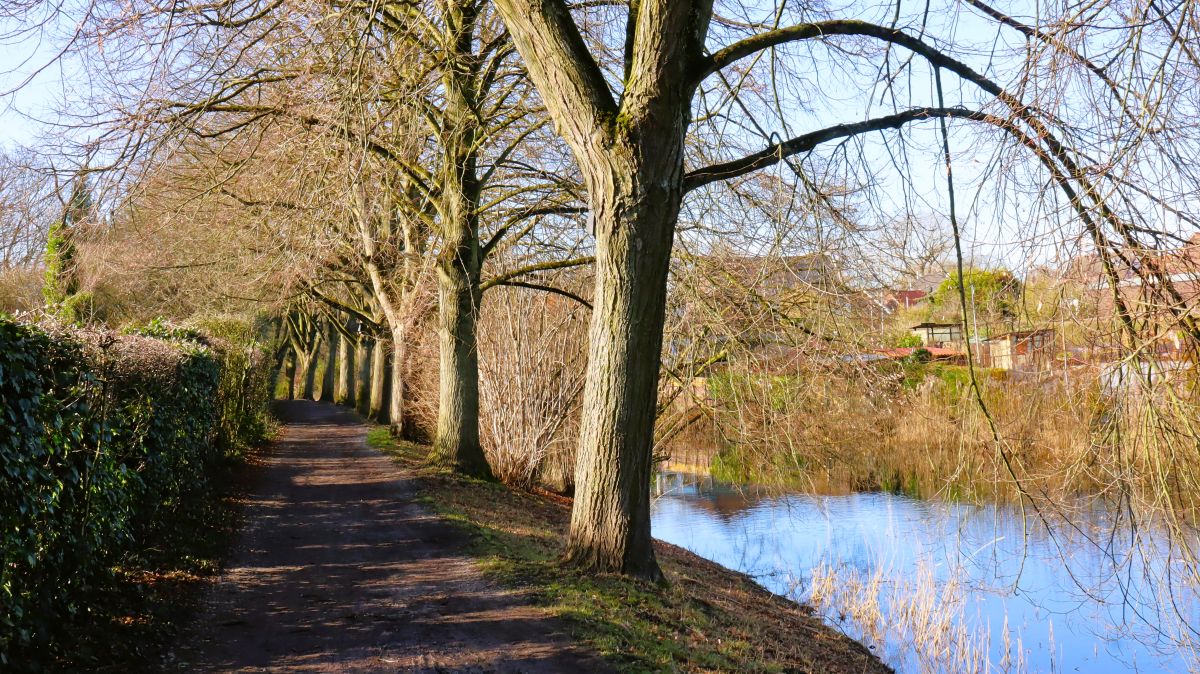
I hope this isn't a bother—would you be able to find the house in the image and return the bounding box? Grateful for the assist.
[910,322,963,347]
[984,329,1056,371]
[1068,234,1200,357]
[881,289,927,314]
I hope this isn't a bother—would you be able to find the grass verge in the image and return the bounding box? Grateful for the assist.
[368,427,891,674]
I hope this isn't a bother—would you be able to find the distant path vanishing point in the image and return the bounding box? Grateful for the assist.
[173,400,608,673]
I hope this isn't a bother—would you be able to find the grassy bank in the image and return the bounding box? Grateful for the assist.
[368,428,890,674]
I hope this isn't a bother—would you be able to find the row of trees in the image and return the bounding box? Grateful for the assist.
[1,0,1197,584]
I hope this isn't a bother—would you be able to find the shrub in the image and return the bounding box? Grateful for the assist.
[478,286,588,490]
[0,315,270,667]
[41,220,79,308]
[904,347,933,365]
[0,320,113,663]
[145,315,275,454]
[190,314,274,450]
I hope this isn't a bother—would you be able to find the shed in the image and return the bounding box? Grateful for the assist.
[910,322,963,346]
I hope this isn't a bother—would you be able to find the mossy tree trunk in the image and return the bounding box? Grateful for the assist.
[300,345,319,401]
[355,337,372,417]
[369,337,388,422]
[562,163,681,580]
[432,269,487,475]
[427,0,494,480]
[320,322,338,402]
[336,320,356,407]
[284,349,297,401]
[284,309,323,401]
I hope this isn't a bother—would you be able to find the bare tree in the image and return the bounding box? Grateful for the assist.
[0,150,57,270]
[490,0,1200,578]
[0,0,587,466]
[477,282,589,487]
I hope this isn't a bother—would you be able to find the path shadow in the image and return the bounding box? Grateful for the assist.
[175,400,607,673]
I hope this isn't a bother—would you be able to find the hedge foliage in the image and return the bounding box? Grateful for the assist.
[0,315,272,667]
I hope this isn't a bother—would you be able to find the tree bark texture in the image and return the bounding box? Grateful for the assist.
[369,337,388,423]
[321,323,338,402]
[428,0,494,480]
[493,0,714,579]
[355,338,372,417]
[300,349,318,400]
[563,149,683,580]
[431,269,489,476]
[389,326,407,435]
[336,322,355,406]
[284,349,297,401]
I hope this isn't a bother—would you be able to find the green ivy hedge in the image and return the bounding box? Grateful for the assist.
[0,316,272,667]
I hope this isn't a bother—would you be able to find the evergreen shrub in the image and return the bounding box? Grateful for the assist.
[0,315,270,667]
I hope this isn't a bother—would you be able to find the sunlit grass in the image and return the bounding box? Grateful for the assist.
[369,427,889,674]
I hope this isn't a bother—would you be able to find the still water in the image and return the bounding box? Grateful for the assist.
[650,471,1200,673]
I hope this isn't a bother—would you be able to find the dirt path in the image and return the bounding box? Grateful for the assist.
[172,400,609,673]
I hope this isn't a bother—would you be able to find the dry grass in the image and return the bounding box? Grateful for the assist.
[809,560,1037,674]
[692,363,1200,672]
[695,362,1200,507]
[0,266,41,314]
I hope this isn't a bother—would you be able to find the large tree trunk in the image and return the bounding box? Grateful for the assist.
[563,153,682,581]
[427,0,493,480]
[284,349,297,401]
[336,322,355,406]
[320,323,338,402]
[291,345,307,398]
[355,337,372,416]
[300,348,318,400]
[493,0,711,580]
[369,338,388,422]
[430,271,490,476]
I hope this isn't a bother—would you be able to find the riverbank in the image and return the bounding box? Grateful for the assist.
[371,429,891,673]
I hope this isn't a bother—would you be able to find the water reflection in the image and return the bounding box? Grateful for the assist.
[651,471,1200,673]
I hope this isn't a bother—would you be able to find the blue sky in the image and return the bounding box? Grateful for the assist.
[0,22,64,151]
[0,5,1073,271]
[0,1,1192,272]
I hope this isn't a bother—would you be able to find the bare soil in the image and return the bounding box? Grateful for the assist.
[170,400,609,673]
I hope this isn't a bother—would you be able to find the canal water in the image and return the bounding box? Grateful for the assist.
[650,471,1200,673]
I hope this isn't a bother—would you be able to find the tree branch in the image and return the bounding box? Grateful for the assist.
[481,205,588,257]
[487,280,592,309]
[491,0,618,150]
[693,20,1010,105]
[306,285,380,330]
[683,107,987,192]
[480,255,595,290]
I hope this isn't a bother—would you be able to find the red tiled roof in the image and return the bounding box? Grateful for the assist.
[876,347,964,359]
